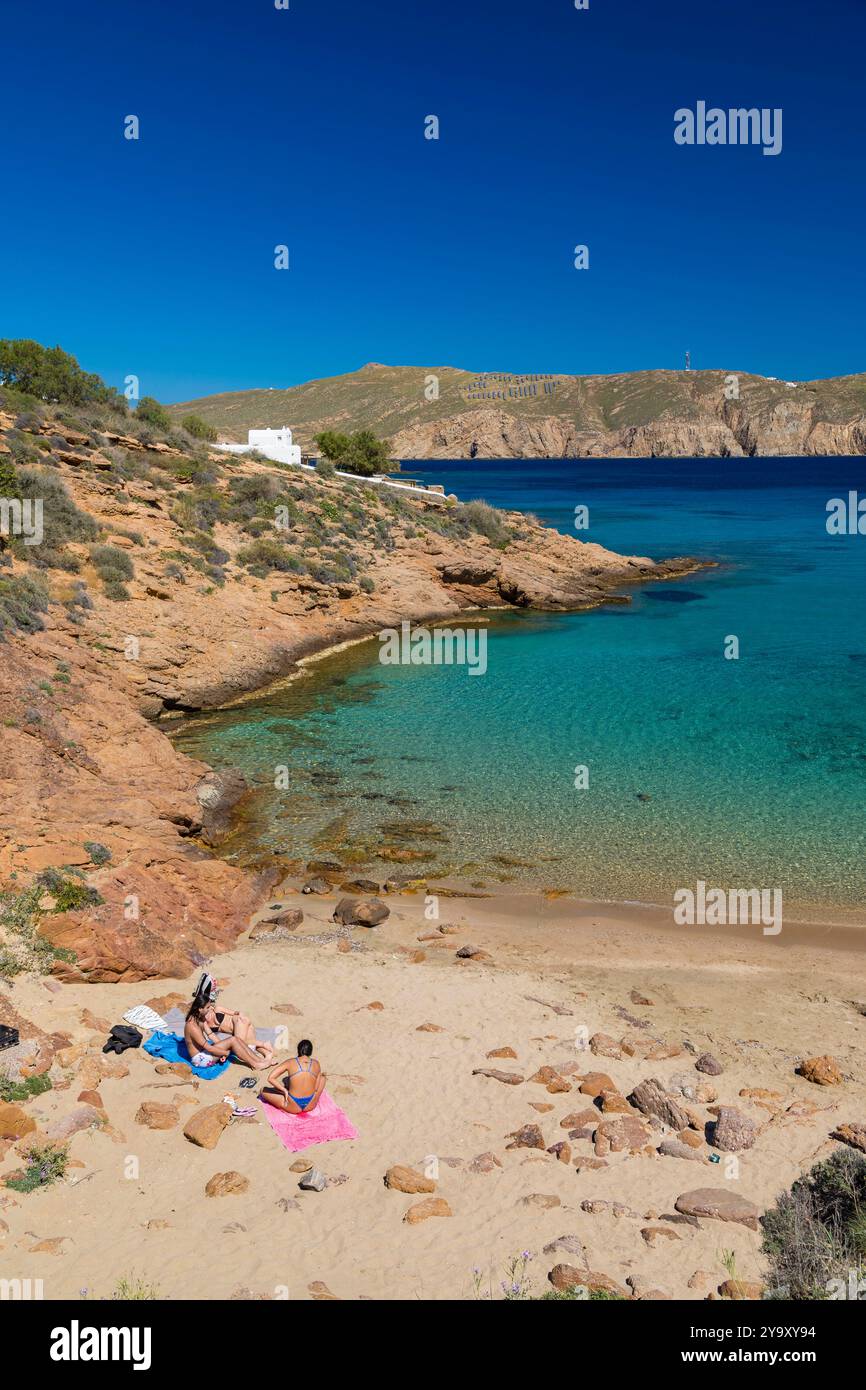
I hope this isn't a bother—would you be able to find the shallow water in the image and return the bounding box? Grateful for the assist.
[174,456,866,919]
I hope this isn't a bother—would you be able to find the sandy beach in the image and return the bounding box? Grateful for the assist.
[3,884,864,1302]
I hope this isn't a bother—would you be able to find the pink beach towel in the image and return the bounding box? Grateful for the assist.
[260,1090,359,1152]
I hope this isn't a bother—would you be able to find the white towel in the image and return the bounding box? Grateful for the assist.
[122,1005,169,1032]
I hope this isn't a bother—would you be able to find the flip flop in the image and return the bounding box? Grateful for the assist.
[239,1076,257,1089]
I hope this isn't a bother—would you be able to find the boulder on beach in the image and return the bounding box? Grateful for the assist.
[184,1104,231,1150]
[332,897,390,927]
[674,1188,760,1230]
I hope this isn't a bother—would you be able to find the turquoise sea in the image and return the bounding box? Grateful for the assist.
[174,457,866,920]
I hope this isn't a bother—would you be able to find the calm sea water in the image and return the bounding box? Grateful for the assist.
[175,457,866,919]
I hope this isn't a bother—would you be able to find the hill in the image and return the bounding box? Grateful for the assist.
[169,363,866,458]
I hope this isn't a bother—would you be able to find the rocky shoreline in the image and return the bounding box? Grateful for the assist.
[0,399,709,982]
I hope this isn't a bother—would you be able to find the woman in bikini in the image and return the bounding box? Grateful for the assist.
[199,1000,274,1065]
[183,979,272,1071]
[262,1039,326,1114]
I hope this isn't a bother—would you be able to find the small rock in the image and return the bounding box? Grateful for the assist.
[600,1092,633,1114]
[547,1142,572,1164]
[594,1115,652,1156]
[713,1106,758,1152]
[798,1055,843,1086]
[469,1151,502,1174]
[641,1226,680,1245]
[205,1171,250,1197]
[832,1123,866,1154]
[719,1279,764,1301]
[416,1022,444,1033]
[578,1072,616,1098]
[589,1033,623,1060]
[487,1046,518,1059]
[658,1138,706,1162]
[695,1052,723,1075]
[309,1281,340,1300]
[473,1068,524,1086]
[548,1266,628,1297]
[628,1078,690,1131]
[404,1197,452,1224]
[302,877,330,894]
[519,1193,560,1209]
[135,1102,179,1131]
[506,1124,545,1150]
[299,1168,328,1192]
[384,1164,435,1194]
[542,1235,587,1262]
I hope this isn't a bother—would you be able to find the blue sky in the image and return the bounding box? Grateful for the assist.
[0,0,863,401]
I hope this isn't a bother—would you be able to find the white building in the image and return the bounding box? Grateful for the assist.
[215,426,303,467]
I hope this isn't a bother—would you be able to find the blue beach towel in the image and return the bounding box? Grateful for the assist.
[143,1029,232,1080]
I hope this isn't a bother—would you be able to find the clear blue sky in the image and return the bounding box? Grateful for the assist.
[1,0,863,401]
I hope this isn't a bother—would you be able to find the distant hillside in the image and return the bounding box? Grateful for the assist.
[169,363,866,458]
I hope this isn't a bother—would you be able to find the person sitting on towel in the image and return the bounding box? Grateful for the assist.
[184,976,272,1070]
[262,1039,326,1113]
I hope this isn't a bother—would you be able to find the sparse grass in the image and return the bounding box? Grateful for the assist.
[109,1274,163,1301]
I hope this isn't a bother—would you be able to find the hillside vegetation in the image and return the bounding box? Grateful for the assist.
[168,362,866,459]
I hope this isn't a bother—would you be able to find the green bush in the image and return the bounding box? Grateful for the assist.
[236,537,303,575]
[135,396,172,431]
[0,572,49,639]
[0,457,22,499]
[91,543,134,582]
[181,414,217,442]
[761,1149,866,1299]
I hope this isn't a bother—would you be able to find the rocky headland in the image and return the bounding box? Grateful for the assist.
[0,394,705,983]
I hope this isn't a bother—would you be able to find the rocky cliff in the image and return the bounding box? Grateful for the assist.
[170,364,866,459]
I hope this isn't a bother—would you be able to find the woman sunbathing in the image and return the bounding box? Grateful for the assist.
[200,1000,273,1064]
[262,1039,326,1114]
[184,978,272,1071]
